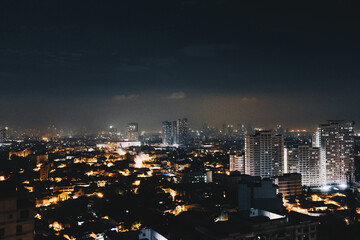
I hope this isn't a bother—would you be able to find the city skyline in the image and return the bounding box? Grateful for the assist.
[1,119,359,136]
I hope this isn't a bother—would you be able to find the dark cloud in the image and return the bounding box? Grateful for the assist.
[117,64,149,73]
[113,94,140,101]
[180,44,241,58]
[0,0,359,130]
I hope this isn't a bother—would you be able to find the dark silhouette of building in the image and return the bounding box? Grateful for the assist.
[0,182,34,240]
[177,118,189,145]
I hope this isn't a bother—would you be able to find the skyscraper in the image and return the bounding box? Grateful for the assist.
[237,123,245,137]
[177,118,189,145]
[172,121,178,144]
[245,130,284,178]
[0,127,7,143]
[162,121,172,145]
[287,145,321,186]
[109,125,118,138]
[313,120,355,185]
[126,122,139,141]
[222,124,234,137]
[245,124,254,135]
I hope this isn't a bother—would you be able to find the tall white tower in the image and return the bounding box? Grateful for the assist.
[245,130,284,178]
[314,120,355,185]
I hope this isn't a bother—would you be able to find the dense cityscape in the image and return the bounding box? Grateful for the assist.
[2,0,360,239]
[1,119,360,239]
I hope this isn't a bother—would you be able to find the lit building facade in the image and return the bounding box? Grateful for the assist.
[126,122,139,141]
[245,131,284,178]
[313,120,355,185]
[162,121,172,145]
[177,118,189,145]
[275,173,302,197]
[172,121,178,144]
[229,154,245,173]
[40,163,50,181]
[287,145,321,186]
[0,128,6,143]
[180,170,212,184]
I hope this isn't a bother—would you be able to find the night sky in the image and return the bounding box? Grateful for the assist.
[1,1,360,132]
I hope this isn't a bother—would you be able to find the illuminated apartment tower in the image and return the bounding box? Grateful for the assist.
[162,121,172,145]
[229,154,245,173]
[0,128,6,143]
[313,120,355,185]
[287,145,321,186]
[245,130,284,178]
[126,122,139,141]
[177,118,189,145]
[172,121,178,144]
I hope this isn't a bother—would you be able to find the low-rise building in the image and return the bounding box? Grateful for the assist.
[275,173,302,197]
[238,178,283,212]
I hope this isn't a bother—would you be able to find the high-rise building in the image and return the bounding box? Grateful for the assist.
[172,121,178,144]
[0,128,6,143]
[109,125,118,138]
[126,122,139,141]
[162,121,172,145]
[245,131,284,178]
[177,118,189,145]
[222,124,234,136]
[237,123,245,137]
[313,120,355,185]
[275,124,284,135]
[287,145,321,186]
[229,154,245,173]
[245,124,254,135]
